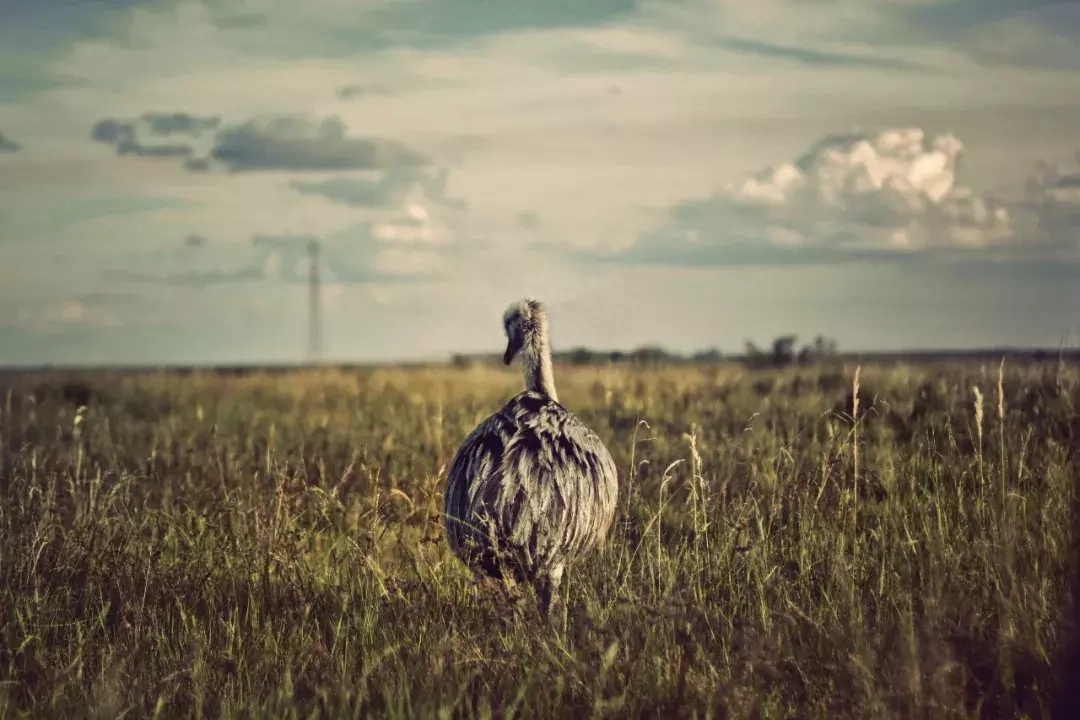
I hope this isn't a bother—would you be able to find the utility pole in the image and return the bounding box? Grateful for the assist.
[307,238,322,364]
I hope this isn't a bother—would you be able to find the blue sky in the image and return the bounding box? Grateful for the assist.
[1,0,1079,365]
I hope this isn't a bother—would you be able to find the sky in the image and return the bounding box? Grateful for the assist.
[1,0,1079,366]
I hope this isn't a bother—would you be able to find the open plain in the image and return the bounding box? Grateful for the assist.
[0,359,1077,718]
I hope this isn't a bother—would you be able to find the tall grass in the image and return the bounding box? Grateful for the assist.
[0,360,1077,718]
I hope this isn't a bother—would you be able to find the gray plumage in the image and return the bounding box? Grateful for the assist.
[443,299,619,617]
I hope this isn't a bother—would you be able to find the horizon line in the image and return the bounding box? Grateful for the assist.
[2,344,1078,374]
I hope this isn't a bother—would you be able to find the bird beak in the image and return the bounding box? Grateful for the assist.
[503,337,522,365]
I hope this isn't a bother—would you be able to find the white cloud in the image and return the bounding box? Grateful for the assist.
[600,126,1036,267]
[730,127,1013,250]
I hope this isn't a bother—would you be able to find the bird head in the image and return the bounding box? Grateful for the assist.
[502,298,545,365]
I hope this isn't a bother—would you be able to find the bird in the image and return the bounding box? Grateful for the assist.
[443,299,620,620]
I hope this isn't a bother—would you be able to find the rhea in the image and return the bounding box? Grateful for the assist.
[443,299,619,619]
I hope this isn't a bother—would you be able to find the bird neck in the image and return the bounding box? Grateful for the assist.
[522,329,559,402]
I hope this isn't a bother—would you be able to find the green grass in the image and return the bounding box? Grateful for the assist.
[0,360,1076,718]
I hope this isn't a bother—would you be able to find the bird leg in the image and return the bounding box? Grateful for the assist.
[537,567,566,626]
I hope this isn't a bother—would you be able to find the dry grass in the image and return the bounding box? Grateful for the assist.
[0,360,1077,718]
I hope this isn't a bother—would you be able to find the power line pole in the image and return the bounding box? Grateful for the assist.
[307,237,322,364]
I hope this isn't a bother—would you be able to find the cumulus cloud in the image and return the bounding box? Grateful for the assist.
[0,133,21,153]
[598,127,1023,267]
[205,115,427,172]
[92,112,427,172]
[290,167,467,210]
[105,192,467,289]
[315,189,471,280]
[735,128,1013,246]
[91,112,220,158]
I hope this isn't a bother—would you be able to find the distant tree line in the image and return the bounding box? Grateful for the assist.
[742,334,841,369]
[450,334,840,369]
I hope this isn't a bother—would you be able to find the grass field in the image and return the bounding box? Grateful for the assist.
[0,360,1077,718]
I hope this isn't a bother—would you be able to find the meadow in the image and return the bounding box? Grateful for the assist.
[0,359,1077,718]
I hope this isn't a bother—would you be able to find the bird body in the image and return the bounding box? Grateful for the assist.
[443,300,619,616]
